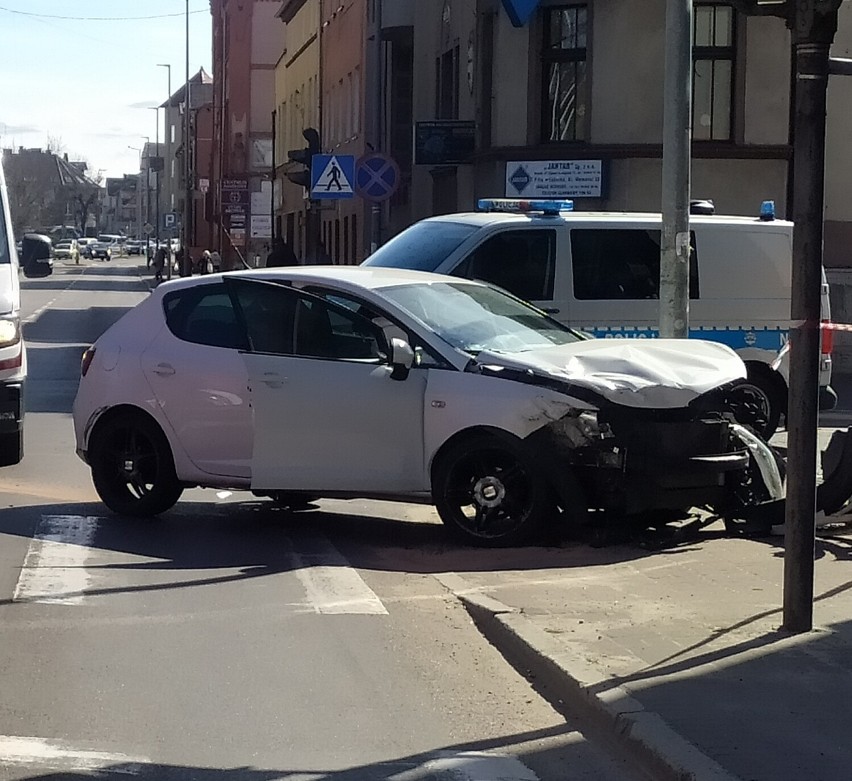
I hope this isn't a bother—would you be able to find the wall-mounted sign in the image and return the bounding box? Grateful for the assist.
[501,0,543,27]
[414,120,476,166]
[250,215,272,239]
[505,160,607,198]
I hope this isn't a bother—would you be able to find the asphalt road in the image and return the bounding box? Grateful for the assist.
[0,260,644,781]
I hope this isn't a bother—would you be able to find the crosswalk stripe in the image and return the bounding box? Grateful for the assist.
[13,515,100,604]
[0,735,148,775]
[293,537,388,615]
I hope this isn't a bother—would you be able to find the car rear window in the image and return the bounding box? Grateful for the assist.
[363,221,478,271]
[163,283,248,350]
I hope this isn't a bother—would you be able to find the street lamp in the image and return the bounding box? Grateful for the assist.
[157,63,172,278]
[148,106,161,253]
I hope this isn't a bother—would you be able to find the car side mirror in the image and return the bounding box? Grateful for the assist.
[389,337,415,381]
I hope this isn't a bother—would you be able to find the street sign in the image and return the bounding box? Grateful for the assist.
[355,154,401,202]
[163,212,181,230]
[311,154,355,199]
[143,222,154,235]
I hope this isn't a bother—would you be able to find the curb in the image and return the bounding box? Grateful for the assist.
[435,573,740,781]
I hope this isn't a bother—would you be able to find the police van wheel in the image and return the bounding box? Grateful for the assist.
[739,366,785,439]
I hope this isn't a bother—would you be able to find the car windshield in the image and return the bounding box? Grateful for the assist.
[380,281,580,355]
[363,221,479,271]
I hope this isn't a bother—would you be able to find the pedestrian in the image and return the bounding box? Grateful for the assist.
[152,245,166,283]
[266,237,299,267]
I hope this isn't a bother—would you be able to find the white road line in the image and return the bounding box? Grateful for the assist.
[389,751,540,781]
[13,515,100,605]
[294,538,388,615]
[0,735,147,775]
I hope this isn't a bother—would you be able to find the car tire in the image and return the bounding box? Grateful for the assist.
[735,365,785,439]
[0,430,23,467]
[89,412,183,517]
[433,433,556,547]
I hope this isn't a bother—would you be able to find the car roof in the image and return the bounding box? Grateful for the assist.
[151,265,483,296]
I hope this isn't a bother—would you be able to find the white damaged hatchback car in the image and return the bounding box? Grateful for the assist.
[73,267,782,546]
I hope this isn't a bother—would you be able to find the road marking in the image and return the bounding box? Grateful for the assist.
[389,751,539,781]
[293,537,388,615]
[0,735,147,775]
[13,515,100,604]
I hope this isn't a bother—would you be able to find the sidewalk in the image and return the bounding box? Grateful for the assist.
[437,522,852,781]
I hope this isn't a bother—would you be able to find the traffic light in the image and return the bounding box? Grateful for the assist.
[286,127,321,189]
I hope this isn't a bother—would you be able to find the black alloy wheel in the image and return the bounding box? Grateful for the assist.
[433,435,555,547]
[90,413,183,517]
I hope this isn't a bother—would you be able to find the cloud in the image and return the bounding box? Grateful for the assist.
[127,101,158,109]
[0,122,40,135]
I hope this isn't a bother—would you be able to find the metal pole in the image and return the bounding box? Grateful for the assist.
[369,0,383,255]
[783,30,834,635]
[184,0,191,274]
[158,63,172,279]
[153,107,160,253]
[659,0,692,339]
[271,108,277,243]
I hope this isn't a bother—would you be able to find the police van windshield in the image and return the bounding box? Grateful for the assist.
[364,221,478,271]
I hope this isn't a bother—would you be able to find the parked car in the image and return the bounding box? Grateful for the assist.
[125,239,145,256]
[72,267,783,546]
[89,240,113,261]
[54,239,79,262]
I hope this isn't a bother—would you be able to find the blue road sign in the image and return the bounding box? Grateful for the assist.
[501,0,542,27]
[311,154,355,199]
[355,153,401,203]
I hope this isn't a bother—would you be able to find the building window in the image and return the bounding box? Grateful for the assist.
[693,3,735,141]
[541,5,588,142]
[171,124,176,144]
[435,45,459,119]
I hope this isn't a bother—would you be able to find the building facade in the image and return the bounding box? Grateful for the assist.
[211,0,280,269]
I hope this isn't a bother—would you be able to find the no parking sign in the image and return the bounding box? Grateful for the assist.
[355,154,400,203]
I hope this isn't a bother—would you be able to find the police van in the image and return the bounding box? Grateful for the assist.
[0,158,25,465]
[363,198,834,437]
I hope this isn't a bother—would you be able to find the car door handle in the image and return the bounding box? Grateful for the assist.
[542,307,560,315]
[152,362,176,376]
[260,372,287,389]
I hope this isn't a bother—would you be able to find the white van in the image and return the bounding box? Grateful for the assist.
[363,198,834,436]
[0,159,25,465]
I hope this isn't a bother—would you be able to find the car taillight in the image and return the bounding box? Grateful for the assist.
[81,347,96,377]
[821,321,834,355]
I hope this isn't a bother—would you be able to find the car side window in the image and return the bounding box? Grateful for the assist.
[450,229,556,302]
[163,283,248,349]
[571,229,700,300]
[293,295,384,360]
[229,279,296,355]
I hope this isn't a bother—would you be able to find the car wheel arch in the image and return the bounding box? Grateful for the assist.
[430,424,589,527]
[88,404,171,455]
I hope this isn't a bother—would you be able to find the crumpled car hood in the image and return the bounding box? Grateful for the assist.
[476,338,747,408]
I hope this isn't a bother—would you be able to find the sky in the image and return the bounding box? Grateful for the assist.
[0,1,213,180]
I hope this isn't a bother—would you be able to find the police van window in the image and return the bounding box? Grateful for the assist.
[570,229,699,300]
[364,220,478,271]
[451,230,556,301]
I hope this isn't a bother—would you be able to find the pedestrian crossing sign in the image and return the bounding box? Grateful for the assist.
[311,154,355,200]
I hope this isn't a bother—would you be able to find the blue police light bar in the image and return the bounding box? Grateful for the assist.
[476,198,574,215]
[759,200,776,221]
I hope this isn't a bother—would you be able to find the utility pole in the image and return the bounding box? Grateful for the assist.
[184,0,191,273]
[659,0,692,339]
[784,0,840,633]
[369,0,383,254]
[730,0,842,633]
[158,63,172,279]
